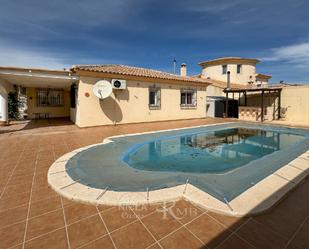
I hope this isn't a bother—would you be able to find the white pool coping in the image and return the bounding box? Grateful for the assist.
[48,123,309,217]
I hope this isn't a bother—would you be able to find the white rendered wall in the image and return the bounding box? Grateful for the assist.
[0,92,8,122]
[201,63,256,85]
[0,82,9,122]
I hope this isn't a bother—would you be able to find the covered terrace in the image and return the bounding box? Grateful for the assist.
[0,66,79,124]
[223,85,283,122]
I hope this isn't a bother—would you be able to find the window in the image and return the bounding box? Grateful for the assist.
[37,88,64,107]
[180,89,197,107]
[222,65,227,74]
[149,87,161,109]
[237,64,242,74]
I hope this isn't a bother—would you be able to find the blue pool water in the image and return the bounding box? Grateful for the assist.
[66,123,309,202]
[123,128,304,174]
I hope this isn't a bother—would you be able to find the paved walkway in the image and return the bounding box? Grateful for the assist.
[0,118,308,249]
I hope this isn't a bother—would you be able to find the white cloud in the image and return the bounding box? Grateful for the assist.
[262,42,309,67]
[0,42,69,69]
[0,41,133,70]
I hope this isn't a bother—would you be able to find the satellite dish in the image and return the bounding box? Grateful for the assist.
[93,80,113,99]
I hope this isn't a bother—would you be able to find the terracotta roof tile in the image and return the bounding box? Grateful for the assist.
[71,64,212,84]
[192,73,244,89]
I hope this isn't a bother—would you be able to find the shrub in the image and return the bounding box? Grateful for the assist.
[8,91,22,119]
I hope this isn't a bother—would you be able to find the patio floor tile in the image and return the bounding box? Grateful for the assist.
[159,227,203,249]
[288,217,309,249]
[253,178,309,239]
[67,214,107,249]
[0,191,31,210]
[207,211,248,231]
[96,204,114,213]
[170,200,204,224]
[0,221,26,249]
[64,202,97,225]
[101,206,137,232]
[1,182,32,197]
[2,118,309,249]
[147,243,162,249]
[24,228,68,249]
[216,234,255,249]
[29,196,62,218]
[130,203,162,219]
[236,219,288,249]
[31,186,58,203]
[79,235,114,249]
[26,209,64,241]
[141,210,182,240]
[112,220,155,249]
[0,204,28,229]
[186,213,232,249]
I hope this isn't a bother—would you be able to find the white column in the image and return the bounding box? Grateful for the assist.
[0,91,8,123]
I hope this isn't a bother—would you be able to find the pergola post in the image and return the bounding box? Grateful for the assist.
[261,90,264,122]
[278,90,281,119]
[273,91,276,120]
[225,92,229,118]
[244,91,247,106]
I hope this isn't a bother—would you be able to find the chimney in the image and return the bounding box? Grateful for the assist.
[180,63,187,76]
[227,71,231,89]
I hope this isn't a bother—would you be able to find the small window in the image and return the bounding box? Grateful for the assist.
[237,64,242,74]
[149,87,161,109]
[36,88,64,107]
[180,89,197,108]
[222,65,227,74]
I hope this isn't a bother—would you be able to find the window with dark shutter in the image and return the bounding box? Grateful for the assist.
[148,87,161,109]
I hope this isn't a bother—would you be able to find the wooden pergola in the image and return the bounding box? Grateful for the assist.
[223,86,282,122]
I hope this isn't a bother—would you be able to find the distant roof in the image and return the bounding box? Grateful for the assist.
[192,73,244,89]
[199,57,260,67]
[71,64,213,84]
[256,73,272,79]
[0,66,72,76]
[224,84,287,93]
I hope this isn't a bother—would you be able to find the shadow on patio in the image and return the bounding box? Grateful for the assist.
[193,169,309,249]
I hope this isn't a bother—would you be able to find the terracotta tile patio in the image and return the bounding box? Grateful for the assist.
[0,118,309,249]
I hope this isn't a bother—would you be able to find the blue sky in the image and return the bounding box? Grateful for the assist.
[0,0,308,83]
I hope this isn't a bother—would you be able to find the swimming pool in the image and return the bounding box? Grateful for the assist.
[123,127,304,174]
[63,123,309,202]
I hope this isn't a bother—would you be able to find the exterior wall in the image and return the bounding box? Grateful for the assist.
[245,93,278,108]
[205,85,225,117]
[242,93,279,121]
[75,76,207,127]
[239,106,277,122]
[0,79,13,123]
[26,87,70,119]
[281,86,309,125]
[201,63,256,85]
[206,85,225,98]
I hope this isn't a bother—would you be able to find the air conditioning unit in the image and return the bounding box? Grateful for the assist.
[111,79,126,89]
